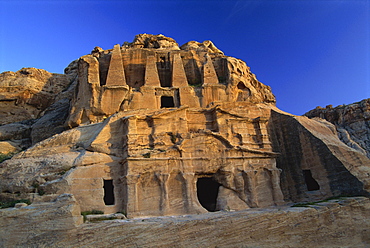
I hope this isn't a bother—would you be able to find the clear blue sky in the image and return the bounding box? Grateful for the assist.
[0,0,369,115]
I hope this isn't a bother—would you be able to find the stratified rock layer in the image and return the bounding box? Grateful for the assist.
[1,197,369,247]
[305,99,370,159]
[269,108,370,203]
[0,68,71,125]
[0,64,77,148]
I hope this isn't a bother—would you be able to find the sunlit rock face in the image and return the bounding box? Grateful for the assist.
[60,34,283,217]
[0,66,77,149]
[67,33,275,127]
[0,34,369,219]
[0,68,72,125]
[305,99,370,159]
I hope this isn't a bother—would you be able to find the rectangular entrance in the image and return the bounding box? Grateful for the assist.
[103,179,115,205]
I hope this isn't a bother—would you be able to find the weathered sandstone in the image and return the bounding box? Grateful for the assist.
[0,194,83,247]
[0,63,77,149]
[0,34,369,247]
[269,108,370,203]
[0,68,71,125]
[1,196,369,247]
[305,99,370,159]
[67,34,275,127]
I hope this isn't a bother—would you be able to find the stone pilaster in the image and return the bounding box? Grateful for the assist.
[122,174,140,218]
[242,170,258,208]
[267,168,285,205]
[180,172,206,214]
[155,173,170,214]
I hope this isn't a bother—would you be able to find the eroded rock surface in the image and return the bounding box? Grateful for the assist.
[0,68,71,124]
[67,33,275,127]
[0,34,369,233]
[269,108,370,203]
[305,99,370,159]
[0,194,83,246]
[1,197,369,247]
[0,63,77,149]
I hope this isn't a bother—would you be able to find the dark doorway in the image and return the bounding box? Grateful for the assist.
[103,179,115,205]
[303,170,320,191]
[161,96,175,108]
[196,177,221,212]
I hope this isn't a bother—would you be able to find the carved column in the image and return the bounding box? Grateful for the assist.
[155,173,170,214]
[180,172,197,212]
[242,170,258,208]
[122,174,140,217]
[267,168,285,205]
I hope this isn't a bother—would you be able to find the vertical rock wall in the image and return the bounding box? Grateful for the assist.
[269,108,369,203]
[305,99,370,159]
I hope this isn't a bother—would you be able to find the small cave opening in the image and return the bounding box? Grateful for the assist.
[103,179,115,205]
[236,82,251,102]
[161,96,175,108]
[303,170,320,191]
[196,177,221,212]
[237,82,247,89]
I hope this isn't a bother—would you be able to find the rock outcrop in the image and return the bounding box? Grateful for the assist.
[305,99,370,159]
[1,196,369,247]
[0,34,369,246]
[0,194,83,247]
[0,63,77,149]
[1,34,285,218]
[0,68,71,125]
[269,108,370,203]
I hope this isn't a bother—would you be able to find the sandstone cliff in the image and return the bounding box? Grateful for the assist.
[269,107,370,203]
[305,99,370,159]
[0,67,75,125]
[0,63,77,152]
[0,34,369,247]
